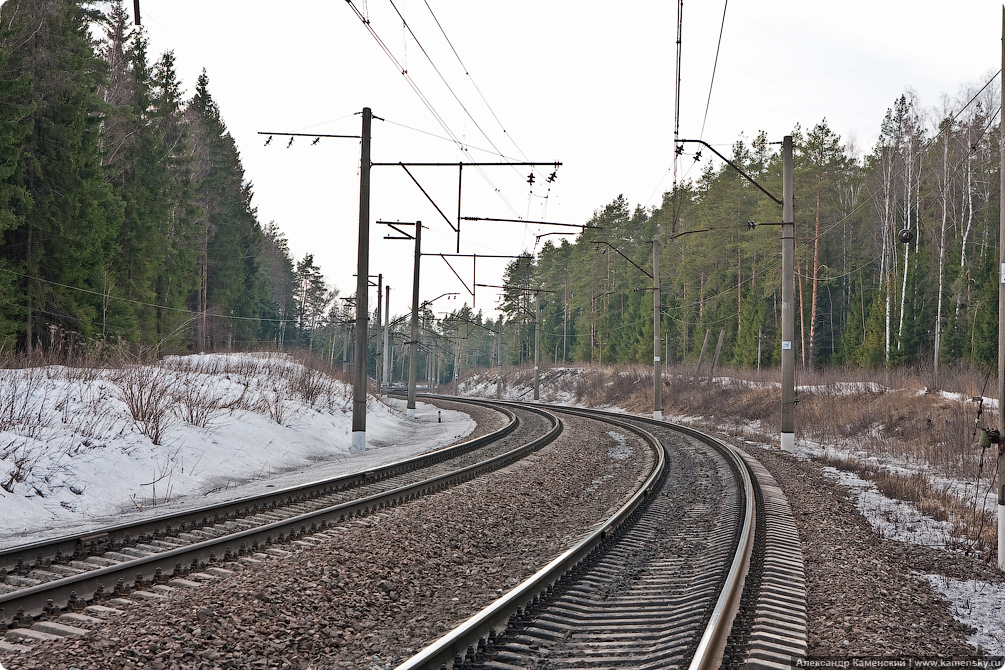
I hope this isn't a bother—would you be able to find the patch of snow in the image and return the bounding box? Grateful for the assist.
[606,431,633,461]
[584,474,614,493]
[821,467,960,548]
[819,462,1005,657]
[923,573,1005,655]
[798,381,886,395]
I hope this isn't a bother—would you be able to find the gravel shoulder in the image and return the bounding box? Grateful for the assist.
[8,413,655,669]
[734,441,1004,658]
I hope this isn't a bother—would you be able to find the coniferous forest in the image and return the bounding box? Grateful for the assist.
[0,0,306,355]
[1,0,1002,388]
[507,90,1002,382]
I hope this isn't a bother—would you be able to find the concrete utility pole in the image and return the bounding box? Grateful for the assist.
[407,223,422,419]
[780,135,796,453]
[382,285,391,395]
[453,331,461,395]
[341,317,349,373]
[533,293,542,401]
[496,316,504,399]
[998,8,1005,571]
[375,273,382,396]
[351,107,372,455]
[653,237,663,420]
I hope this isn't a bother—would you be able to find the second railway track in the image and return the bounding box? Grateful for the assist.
[0,398,558,624]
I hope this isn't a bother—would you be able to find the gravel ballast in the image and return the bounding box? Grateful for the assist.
[735,442,1005,658]
[7,413,654,669]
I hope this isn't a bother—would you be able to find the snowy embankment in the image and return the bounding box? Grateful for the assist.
[0,353,474,547]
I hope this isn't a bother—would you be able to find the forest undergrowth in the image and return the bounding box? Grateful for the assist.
[0,346,357,503]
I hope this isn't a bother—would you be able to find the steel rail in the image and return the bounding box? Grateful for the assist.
[682,422,755,670]
[0,399,516,576]
[0,401,561,619]
[513,403,756,670]
[394,405,667,670]
[396,399,756,670]
[539,403,804,667]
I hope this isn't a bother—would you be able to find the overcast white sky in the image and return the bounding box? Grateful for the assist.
[134,0,1004,320]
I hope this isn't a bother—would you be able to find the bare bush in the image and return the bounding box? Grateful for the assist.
[255,387,289,425]
[0,368,50,437]
[1,438,46,494]
[817,451,996,553]
[172,380,225,428]
[292,364,328,407]
[113,366,176,444]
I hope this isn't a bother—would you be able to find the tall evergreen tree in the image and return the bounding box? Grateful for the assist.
[185,70,270,349]
[0,24,33,344]
[0,0,123,351]
[148,49,201,351]
[98,1,177,343]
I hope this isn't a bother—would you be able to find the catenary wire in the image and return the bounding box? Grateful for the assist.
[699,0,728,141]
[421,0,530,164]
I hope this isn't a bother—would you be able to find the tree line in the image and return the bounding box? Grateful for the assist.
[486,88,1002,383]
[3,1,1001,387]
[0,0,342,355]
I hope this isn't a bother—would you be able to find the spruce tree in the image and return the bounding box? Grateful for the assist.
[0,27,33,344]
[149,50,201,352]
[0,0,124,352]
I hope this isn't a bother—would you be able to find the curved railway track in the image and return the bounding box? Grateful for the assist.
[396,400,806,670]
[1,395,806,669]
[0,398,559,631]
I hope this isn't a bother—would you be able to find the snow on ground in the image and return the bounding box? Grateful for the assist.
[924,574,1005,655]
[817,460,1005,654]
[0,353,475,548]
[605,431,633,461]
[459,368,584,406]
[821,466,960,548]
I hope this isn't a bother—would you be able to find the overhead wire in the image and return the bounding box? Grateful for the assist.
[669,0,684,232]
[413,0,555,226]
[673,69,1001,268]
[421,0,529,163]
[386,0,505,161]
[0,268,296,332]
[698,0,728,141]
[354,4,998,355]
[381,118,519,159]
[801,74,1001,251]
[354,0,527,219]
[660,72,1004,350]
[345,0,459,149]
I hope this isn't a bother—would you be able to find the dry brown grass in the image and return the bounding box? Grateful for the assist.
[817,451,998,554]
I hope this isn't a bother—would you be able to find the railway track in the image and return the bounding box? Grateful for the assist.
[0,398,560,634]
[396,402,806,670]
[1,396,805,668]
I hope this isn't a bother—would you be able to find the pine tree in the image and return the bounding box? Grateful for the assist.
[294,253,334,350]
